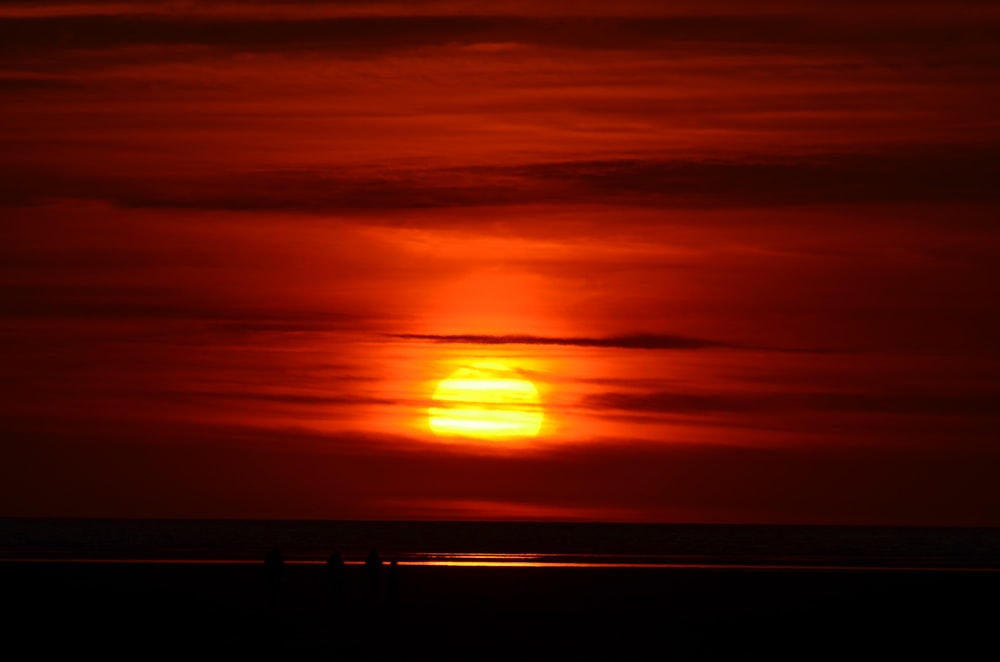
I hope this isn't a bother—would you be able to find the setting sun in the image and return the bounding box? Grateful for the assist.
[429,362,544,441]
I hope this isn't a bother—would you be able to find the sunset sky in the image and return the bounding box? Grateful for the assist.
[2,0,999,525]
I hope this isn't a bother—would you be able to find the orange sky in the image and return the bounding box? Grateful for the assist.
[2,0,999,524]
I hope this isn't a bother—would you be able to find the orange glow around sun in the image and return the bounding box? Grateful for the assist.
[429,362,544,441]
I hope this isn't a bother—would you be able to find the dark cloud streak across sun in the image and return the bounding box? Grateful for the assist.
[389,333,732,350]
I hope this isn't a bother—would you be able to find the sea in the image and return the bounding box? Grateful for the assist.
[4,519,999,660]
[2,519,998,571]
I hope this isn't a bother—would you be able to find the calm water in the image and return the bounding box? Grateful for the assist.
[1,519,998,570]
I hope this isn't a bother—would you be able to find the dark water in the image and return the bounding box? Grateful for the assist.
[3,520,999,660]
[2,518,998,569]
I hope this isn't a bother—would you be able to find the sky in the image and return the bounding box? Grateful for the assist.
[2,0,999,525]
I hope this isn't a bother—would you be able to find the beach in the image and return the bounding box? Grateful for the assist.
[4,559,997,660]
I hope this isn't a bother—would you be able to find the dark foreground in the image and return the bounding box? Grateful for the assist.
[4,561,998,661]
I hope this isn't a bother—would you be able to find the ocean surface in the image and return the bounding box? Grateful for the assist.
[2,519,998,570]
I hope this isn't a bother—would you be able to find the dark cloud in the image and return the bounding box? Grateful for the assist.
[6,147,998,211]
[1,10,996,68]
[792,392,1000,418]
[581,391,743,414]
[514,151,1000,207]
[0,15,795,59]
[0,283,358,328]
[581,389,1000,418]
[177,389,403,408]
[0,75,78,92]
[388,332,731,350]
[388,333,856,355]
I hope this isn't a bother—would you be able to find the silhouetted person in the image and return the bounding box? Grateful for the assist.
[264,546,285,610]
[326,551,345,605]
[365,548,383,604]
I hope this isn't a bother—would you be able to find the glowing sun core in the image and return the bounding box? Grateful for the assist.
[429,362,543,440]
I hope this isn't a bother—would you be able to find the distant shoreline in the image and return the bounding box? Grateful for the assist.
[4,519,998,575]
[2,556,998,572]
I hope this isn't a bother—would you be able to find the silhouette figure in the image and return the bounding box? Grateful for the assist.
[326,551,345,604]
[365,548,383,604]
[264,546,285,610]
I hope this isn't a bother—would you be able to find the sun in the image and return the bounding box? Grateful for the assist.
[429,362,544,441]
